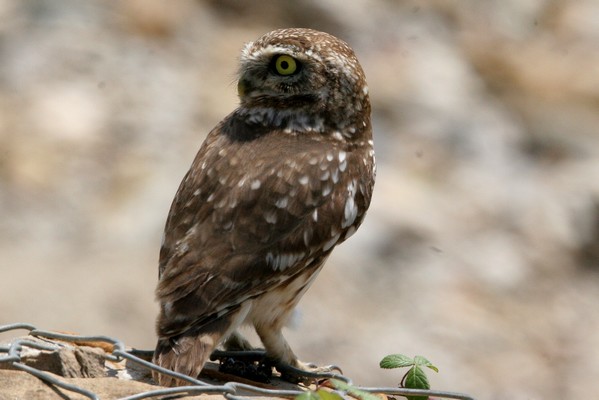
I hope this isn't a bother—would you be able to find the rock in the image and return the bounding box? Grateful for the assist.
[26,345,106,378]
[0,336,106,378]
[0,369,226,400]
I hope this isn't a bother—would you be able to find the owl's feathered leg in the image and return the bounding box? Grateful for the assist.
[255,324,299,368]
[255,323,334,381]
[223,330,254,351]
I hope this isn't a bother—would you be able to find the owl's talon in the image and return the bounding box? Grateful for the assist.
[324,364,344,375]
[275,361,345,384]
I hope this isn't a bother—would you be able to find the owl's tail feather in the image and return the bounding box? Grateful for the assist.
[152,331,219,386]
[152,313,235,387]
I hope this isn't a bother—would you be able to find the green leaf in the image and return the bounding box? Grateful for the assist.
[329,379,381,400]
[296,391,321,400]
[295,390,344,400]
[403,366,430,400]
[379,354,415,369]
[413,355,439,373]
[404,365,430,389]
[316,390,344,400]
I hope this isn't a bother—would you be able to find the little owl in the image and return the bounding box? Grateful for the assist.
[152,28,375,386]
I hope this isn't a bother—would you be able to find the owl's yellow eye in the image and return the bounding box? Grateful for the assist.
[273,55,298,76]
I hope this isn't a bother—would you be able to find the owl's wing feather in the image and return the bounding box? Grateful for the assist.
[155,116,370,339]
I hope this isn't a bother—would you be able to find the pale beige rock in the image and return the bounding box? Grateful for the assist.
[0,338,105,379]
[0,369,222,400]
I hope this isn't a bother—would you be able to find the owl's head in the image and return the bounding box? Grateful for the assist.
[236,28,370,135]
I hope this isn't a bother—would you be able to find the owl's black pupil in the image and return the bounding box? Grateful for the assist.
[280,61,289,69]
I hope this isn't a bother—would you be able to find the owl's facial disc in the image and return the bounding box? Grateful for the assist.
[235,28,369,133]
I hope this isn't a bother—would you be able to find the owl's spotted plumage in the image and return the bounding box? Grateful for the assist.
[152,28,375,386]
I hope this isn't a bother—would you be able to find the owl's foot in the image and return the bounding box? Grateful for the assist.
[215,353,274,383]
[276,360,344,384]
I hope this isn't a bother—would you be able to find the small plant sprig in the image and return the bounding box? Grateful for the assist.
[379,354,439,400]
[296,378,380,400]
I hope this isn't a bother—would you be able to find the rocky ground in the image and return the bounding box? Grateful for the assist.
[1,1,598,399]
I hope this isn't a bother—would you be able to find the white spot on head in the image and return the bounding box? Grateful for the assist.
[193,189,201,196]
[207,193,215,202]
[332,131,343,141]
[322,185,332,197]
[338,151,347,163]
[326,152,334,162]
[312,209,318,221]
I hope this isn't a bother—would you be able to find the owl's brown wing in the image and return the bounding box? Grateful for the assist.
[155,116,373,339]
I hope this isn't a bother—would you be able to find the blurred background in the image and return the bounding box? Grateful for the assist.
[1,0,598,398]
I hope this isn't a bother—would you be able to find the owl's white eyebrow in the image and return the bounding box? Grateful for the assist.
[243,44,321,63]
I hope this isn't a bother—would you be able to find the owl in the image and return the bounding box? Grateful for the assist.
[152,28,375,386]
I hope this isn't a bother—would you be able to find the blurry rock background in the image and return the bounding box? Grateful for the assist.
[1,0,598,398]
